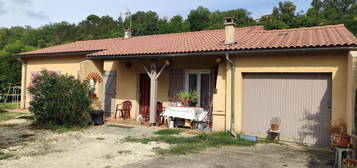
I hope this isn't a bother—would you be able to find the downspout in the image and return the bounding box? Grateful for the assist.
[225,53,237,137]
[17,57,27,109]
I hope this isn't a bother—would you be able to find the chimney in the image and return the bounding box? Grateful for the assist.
[224,17,236,45]
[124,28,131,39]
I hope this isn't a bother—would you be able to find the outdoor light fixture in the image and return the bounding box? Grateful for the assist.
[164,60,171,66]
[216,57,222,63]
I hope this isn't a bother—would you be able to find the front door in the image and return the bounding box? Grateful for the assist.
[139,73,150,120]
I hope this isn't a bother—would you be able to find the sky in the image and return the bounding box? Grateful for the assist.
[0,0,312,28]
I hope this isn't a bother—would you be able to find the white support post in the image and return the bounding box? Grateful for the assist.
[141,60,167,125]
[149,61,158,124]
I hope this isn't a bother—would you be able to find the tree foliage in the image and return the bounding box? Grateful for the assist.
[259,0,357,34]
[0,1,356,97]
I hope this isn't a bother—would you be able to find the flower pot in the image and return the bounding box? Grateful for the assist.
[271,124,280,131]
[334,135,351,147]
[188,101,197,107]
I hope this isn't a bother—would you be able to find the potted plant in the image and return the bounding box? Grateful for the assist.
[176,91,190,106]
[331,120,351,147]
[188,91,198,107]
[270,117,281,131]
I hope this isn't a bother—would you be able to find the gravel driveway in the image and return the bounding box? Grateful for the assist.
[0,124,169,168]
[0,121,334,168]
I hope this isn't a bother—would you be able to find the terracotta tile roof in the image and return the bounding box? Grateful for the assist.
[17,24,357,57]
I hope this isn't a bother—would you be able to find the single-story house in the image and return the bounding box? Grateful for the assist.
[16,18,357,146]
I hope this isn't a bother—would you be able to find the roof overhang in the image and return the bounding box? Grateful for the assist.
[87,46,357,60]
[15,50,103,58]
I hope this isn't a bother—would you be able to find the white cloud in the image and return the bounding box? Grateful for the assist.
[12,0,32,5]
[0,1,7,15]
[25,10,49,20]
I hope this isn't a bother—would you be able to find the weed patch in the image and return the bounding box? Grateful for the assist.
[123,131,256,155]
[0,111,28,121]
[154,129,182,135]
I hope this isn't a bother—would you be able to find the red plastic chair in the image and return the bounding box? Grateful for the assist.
[115,101,132,119]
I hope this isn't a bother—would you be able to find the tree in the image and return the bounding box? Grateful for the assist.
[159,15,190,33]
[187,6,211,31]
[77,15,119,40]
[209,9,256,29]
[128,11,160,36]
[260,1,297,29]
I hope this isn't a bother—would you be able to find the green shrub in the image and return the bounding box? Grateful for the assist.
[28,70,92,129]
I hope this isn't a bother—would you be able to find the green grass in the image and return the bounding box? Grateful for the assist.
[0,110,28,121]
[0,102,20,109]
[123,131,256,155]
[156,143,208,155]
[154,129,182,135]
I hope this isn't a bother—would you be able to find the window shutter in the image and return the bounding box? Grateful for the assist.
[168,69,184,101]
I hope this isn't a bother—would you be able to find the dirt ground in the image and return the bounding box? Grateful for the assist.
[125,144,334,168]
[0,113,334,168]
[0,123,170,168]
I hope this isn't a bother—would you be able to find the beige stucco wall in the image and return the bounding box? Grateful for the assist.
[80,60,104,110]
[21,55,87,108]
[104,57,217,119]
[212,62,227,131]
[221,51,349,133]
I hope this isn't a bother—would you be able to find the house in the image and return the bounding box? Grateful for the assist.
[16,18,357,146]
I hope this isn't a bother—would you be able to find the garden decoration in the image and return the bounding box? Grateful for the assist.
[270,117,281,131]
[331,119,351,147]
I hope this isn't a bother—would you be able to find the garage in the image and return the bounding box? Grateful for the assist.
[242,73,332,146]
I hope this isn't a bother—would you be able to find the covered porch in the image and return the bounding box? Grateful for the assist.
[99,55,224,127]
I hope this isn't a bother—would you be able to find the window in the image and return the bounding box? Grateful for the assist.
[188,73,198,93]
[185,70,210,109]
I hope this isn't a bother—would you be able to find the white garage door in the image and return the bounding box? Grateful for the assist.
[242,73,332,146]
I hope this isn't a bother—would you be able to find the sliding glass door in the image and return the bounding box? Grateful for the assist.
[185,70,210,111]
